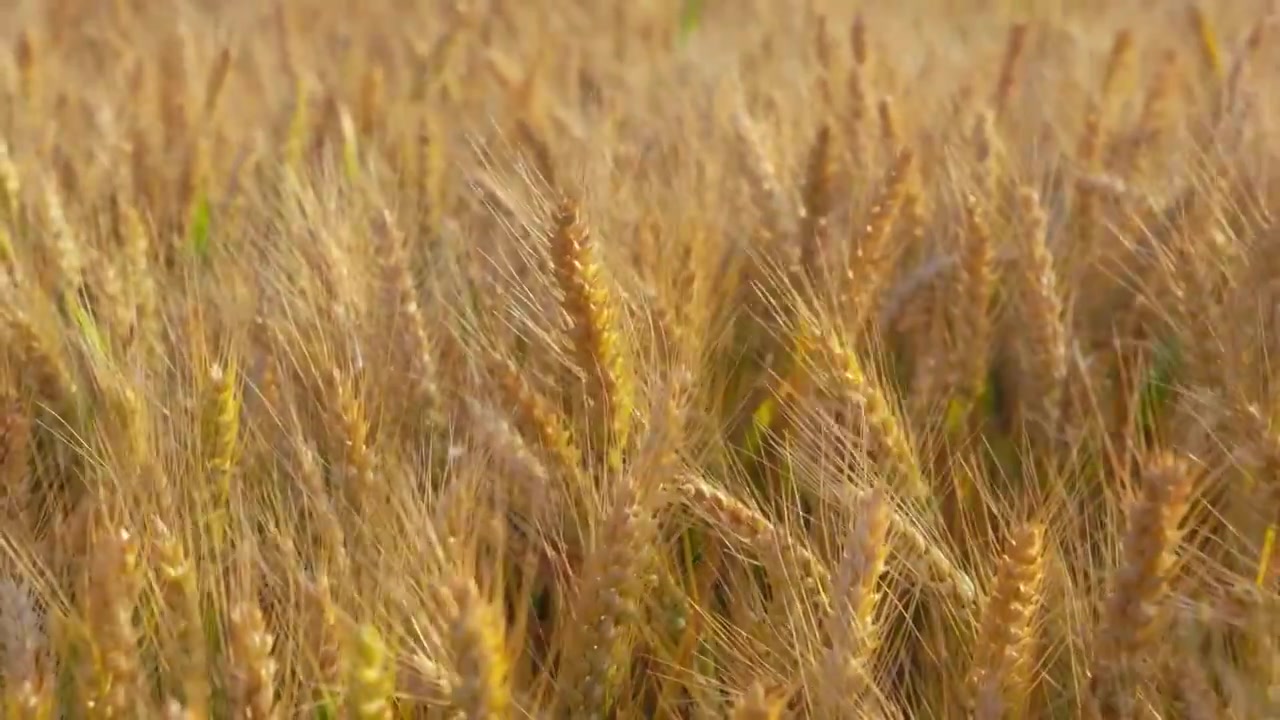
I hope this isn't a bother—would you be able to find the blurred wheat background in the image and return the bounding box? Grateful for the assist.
[0,0,1278,718]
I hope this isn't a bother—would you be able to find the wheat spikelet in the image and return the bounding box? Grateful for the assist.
[1111,50,1178,179]
[1100,29,1134,105]
[877,97,899,151]
[331,367,377,512]
[283,79,310,172]
[845,14,871,162]
[202,46,233,118]
[733,108,793,244]
[0,141,20,228]
[40,177,82,305]
[1188,5,1224,83]
[492,354,585,485]
[357,62,384,138]
[971,110,1001,202]
[1171,617,1221,720]
[414,114,446,240]
[515,118,557,190]
[851,488,977,605]
[303,572,344,703]
[202,359,240,551]
[12,30,36,103]
[290,431,350,577]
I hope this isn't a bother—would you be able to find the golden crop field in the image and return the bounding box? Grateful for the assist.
[0,0,1277,717]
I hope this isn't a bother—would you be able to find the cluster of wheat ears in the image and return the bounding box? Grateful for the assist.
[0,0,1278,718]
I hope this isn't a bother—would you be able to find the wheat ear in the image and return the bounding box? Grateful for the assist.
[556,471,666,718]
[731,681,792,720]
[843,146,915,324]
[1089,453,1194,719]
[547,198,630,469]
[85,525,144,718]
[950,192,994,409]
[1013,187,1066,448]
[814,328,927,499]
[348,625,396,720]
[0,577,51,720]
[442,576,512,719]
[676,474,829,597]
[154,521,209,717]
[970,522,1045,719]
[228,598,279,720]
[815,488,890,715]
[798,124,834,282]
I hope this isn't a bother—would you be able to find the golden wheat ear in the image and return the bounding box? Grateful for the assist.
[812,488,890,716]
[842,145,915,326]
[154,520,210,718]
[83,524,145,718]
[969,522,1045,719]
[227,597,280,720]
[730,681,794,720]
[347,624,396,720]
[546,197,631,471]
[0,577,53,719]
[438,576,513,720]
[1011,185,1066,453]
[1089,453,1194,719]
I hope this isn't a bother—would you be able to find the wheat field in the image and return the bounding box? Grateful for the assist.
[0,0,1277,718]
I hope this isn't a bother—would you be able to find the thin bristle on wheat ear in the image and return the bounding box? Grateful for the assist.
[969,522,1045,719]
[1088,453,1194,719]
